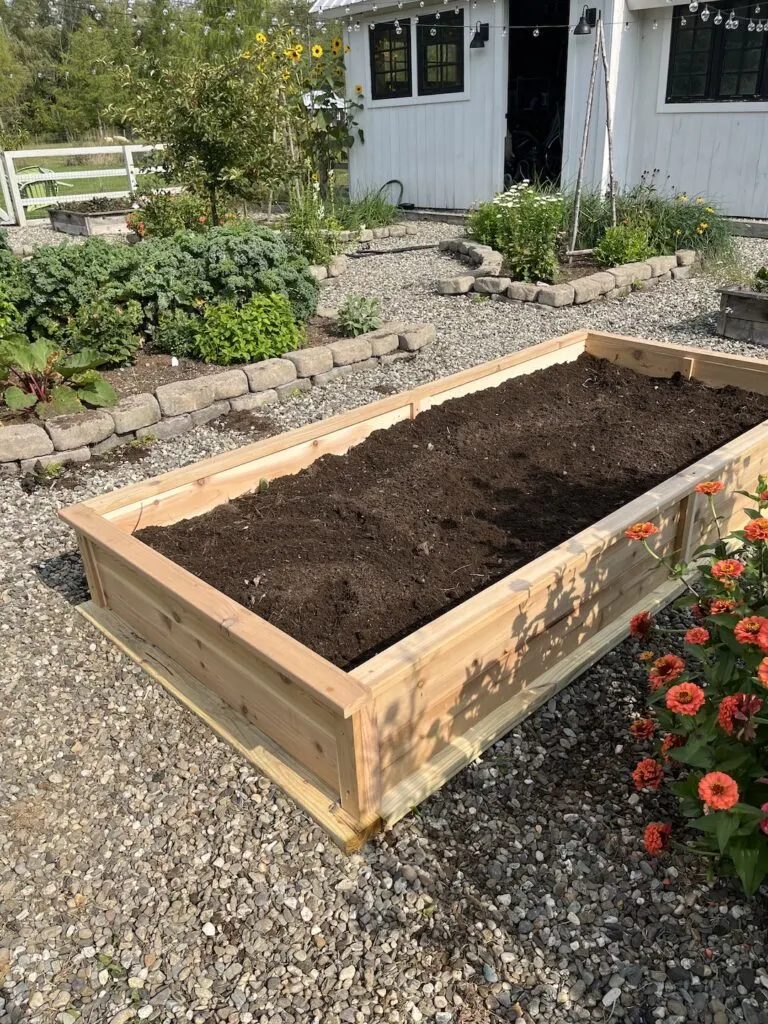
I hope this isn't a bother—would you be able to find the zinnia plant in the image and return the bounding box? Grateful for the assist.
[626,477,768,895]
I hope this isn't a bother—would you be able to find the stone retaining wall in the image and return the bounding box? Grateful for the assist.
[309,223,418,281]
[0,320,437,476]
[436,240,698,306]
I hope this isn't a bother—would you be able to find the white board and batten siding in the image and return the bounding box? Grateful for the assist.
[341,0,506,209]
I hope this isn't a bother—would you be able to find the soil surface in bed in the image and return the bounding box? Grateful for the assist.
[139,354,768,669]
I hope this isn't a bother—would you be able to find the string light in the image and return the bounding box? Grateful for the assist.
[652,18,658,27]
[714,7,723,21]
[689,0,699,11]
[532,24,539,35]
[701,5,710,19]
[681,15,687,24]
[757,17,765,29]
[749,16,756,27]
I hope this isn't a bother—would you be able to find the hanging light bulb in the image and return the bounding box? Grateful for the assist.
[369,21,375,29]
[533,24,539,35]
[652,18,658,27]
[502,25,506,35]
[353,19,360,29]
[756,3,762,10]
[714,8,723,22]
[701,5,710,20]
[435,10,441,18]
[688,0,698,10]
[430,25,437,34]
[757,18,765,29]
[730,10,739,25]
[681,15,687,24]
[414,16,419,22]
[749,17,756,28]
[395,23,402,33]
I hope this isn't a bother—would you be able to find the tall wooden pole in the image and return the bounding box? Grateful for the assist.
[569,15,601,257]
[598,17,617,227]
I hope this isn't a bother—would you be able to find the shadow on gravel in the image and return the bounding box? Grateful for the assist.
[34,549,88,606]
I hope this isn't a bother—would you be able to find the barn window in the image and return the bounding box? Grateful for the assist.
[416,11,464,95]
[666,3,768,102]
[370,20,412,99]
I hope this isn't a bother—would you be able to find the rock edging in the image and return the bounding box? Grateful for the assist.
[436,241,698,305]
[0,320,437,476]
[309,223,418,281]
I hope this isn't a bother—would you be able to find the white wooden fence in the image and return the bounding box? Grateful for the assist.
[0,143,167,226]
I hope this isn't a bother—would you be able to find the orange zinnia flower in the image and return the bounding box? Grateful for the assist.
[744,517,768,542]
[661,733,686,760]
[625,522,659,541]
[629,611,654,640]
[633,758,664,791]
[666,682,705,716]
[629,718,655,740]
[698,772,739,811]
[758,657,768,687]
[648,654,685,690]
[733,615,768,645]
[710,598,736,615]
[695,480,724,496]
[643,822,672,855]
[684,627,709,645]
[718,693,762,740]
[711,559,744,580]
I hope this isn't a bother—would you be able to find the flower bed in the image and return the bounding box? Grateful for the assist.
[60,330,768,849]
[435,239,697,306]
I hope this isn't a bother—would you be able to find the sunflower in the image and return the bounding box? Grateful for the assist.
[284,47,300,61]
[295,43,304,53]
[354,83,363,95]
[255,31,267,43]
[240,50,252,59]
[312,43,323,57]
[331,35,343,52]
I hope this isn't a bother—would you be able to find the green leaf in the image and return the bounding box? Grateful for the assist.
[58,348,107,376]
[715,811,740,853]
[36,386,84,420]
[670,741,715,770]
[4,385,38,411]
[675,594,701,608]
[27,339,57,373]
[78,378,117,407]
[729,837,768,896]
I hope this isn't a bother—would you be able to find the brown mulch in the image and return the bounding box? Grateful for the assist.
[139,353,768,669]
[101,354,226,399]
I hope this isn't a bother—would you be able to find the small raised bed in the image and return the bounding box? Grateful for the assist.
[718,285,768,346]
[61,331,768,850]
[49,207,133,237]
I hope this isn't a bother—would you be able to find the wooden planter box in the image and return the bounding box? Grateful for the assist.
[718,285,768,346]
[49,207,133,237]
[60,331,768,850]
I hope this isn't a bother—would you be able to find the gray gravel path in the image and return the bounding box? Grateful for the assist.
[2,226,768,1024]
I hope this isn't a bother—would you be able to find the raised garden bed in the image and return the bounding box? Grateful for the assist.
[49,206,133,237]
[718,285,768,346]
[60,331,768,850]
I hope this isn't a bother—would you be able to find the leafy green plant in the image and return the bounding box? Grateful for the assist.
[468,182,563,283]
[335,189,397,230]
[594,224,653,268]
[626,478,768,895]
[286,177,338,265]
[153,308,198,358]
[336,295,381,337]
[754,267,768,294]
[0,339,116,419]
[191,293,302,365]
[126,191,213,239]
[66,296,144,366]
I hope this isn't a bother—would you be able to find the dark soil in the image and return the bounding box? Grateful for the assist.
[102,355,226,398]
[554,254,603,284]
[139,354,768,669]
[304,315,344,349]
[52,197,133,214]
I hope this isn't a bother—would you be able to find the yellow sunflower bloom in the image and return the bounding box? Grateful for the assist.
[354,83,363,95]
[240,50,252,59]
[284,48,300,61]
[295,43,304,53]
[331,36,343,51]
[695,197,704,203]
[705,206,714,213]
[255,31,267,43]
[344,44,351,52]
[678,193,688,201]
[282,69,291,80]
[312,43,323,57]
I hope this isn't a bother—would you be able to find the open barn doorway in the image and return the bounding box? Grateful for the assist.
[505,0,570,185]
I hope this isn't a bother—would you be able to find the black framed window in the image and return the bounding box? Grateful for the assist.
[370,20,412,99]
[417,11,464,95]
[667,3,768,102]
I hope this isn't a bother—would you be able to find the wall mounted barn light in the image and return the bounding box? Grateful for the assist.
[573,5,597,33]
[469,21,489,47]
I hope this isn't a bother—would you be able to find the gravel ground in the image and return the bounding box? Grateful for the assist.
[3,226,768,1024]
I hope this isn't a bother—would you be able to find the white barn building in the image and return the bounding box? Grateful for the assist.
[311,0,768,217]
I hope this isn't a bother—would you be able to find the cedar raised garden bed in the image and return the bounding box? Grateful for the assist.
[61,330,768,849]
[49,206,133,237]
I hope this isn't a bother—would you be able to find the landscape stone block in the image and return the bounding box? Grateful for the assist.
[506,282,540,302]
[136,415,191,440]
[366,331,399,356]
[155,379,215,417]
[0,423,54,462]
[473,260,504,278]
[46,409,114,451]
[191,400,230,427]
[648,255,678,276]
[389,225,406,238]
[110,393,160,434]
[609,262,651,288]
[633,277,660,292]
[473,276,512,294]
[326,255,349,278]
[346,357,378,374]
[436,276,475,295]
[589,271,617,294]
[283,347,333,377]
[399,324,437,351]
[0,462,19,476]
[329,336,373,366]
[210,369,248,401]
[230,390,278,411]
[438,239,459,252]
[605,285,631,300]
[537,283,575,307]
[405,224,418,235]
[91,433,129,456]
[312,365,355,387]
[244,358,297,392]
[358,229,373,242]
[671,265,691,280]
[20,447,90,473]
[676,249,696,267]
[572,274,606,304]
[372,227,388,239]
[277,378,312,401]
[309,265,328,282]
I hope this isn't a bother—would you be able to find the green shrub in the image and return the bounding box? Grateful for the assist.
[336,295,381,337]
[192,293,303,365]
[336,189,397,230]
[66,297,144,366]
[286,181,337,265]
[153,309,198,357]
[468,183,563,283]
[127,191,213,239]
[594,225,653,268]
[755,267,768,294]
